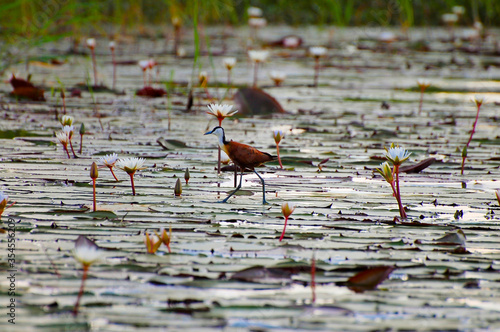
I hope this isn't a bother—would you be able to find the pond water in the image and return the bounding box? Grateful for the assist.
[1,25,500,331]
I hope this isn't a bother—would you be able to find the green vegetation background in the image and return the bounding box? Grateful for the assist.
[1,0,499,44]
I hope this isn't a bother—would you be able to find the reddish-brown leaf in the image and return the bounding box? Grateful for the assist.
[10,86,46,101]
[9,74,35,89]
[234,88,285,116]
[136,86,167,98]
[342,266,395,293]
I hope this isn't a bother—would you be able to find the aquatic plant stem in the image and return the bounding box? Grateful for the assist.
[227,69,232,93]
[393,165,407,219]
[108,166,119,182]
[69,139,77,158]
[63,145,71,159]
[111,48,116,90]
[461,102,482,175]
[92,178,96,212]
[79,134,84,154]
[217,119,222,174]
[253,62,259,88]
[91,49,97,87]
[62,92,66,114]
[129,172,136,196]
[276,143,283,169]
[311,253,316,304]
[418,89,425,114]
[314,57,320,87]
[279,216,289,241]
[73,265,89,317]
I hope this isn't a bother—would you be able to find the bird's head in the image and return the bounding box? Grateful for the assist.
[204,126,225,139]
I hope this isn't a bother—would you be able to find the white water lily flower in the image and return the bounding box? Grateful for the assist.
[116,157,147,174]
[60,115,74,126]
[472,95,486,108]
[379,31,396,43]
[249,17,267,28]
[309,46,327,57]
[247,6,263,18]
[62,125,74,138]
[283,36,301,48]
[384,145,411,165]
[138,60,150,70]
[248,50,269,63]
[452,6,465,15]
[56,131,69,145]
[442,13,458,24]
[86,38,96,49]
[109,41,116,50]
[206,103,238,121]
[73,235,103,267]
[222,57,236,71]
[98,153,119,167]
[416,78,431,89]
[270,71,286,82]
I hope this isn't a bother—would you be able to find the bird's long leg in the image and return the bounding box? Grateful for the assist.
[221,170,243,203]
[253,170,268,205]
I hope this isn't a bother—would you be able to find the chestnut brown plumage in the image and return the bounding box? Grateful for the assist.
[205,126,274,204]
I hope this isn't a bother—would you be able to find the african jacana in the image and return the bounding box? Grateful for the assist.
[205,126,275,204]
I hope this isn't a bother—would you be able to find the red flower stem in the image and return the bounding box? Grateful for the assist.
[314,57,320,87]
[418,89,424,114]
[277,144,283,169]
[79,134,83,154]
[217,118,222,174]
[253,62,259,88]
[311,254,316,304]
[111,48,116,90]
[109,166,119,181]
[279,217,288,242]
[129,172,136,196]
[92,179,96,212]
[69,139,77,158]
[461,103,482,175]
[73,264,89,317]
[204,86,212,100]
[143,70,147,88]
[63,145,71,159]
[393,165,407,219]
[91,49,97,87]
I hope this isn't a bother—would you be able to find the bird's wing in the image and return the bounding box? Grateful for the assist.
[226,142,274,169]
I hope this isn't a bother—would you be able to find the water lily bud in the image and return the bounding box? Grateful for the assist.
[174,178,182,196]
[90,162,98,180]
[80,123,85,135]
[184,168,190,185]
[462,146,467,158]
[273,130,284,144]
[60,115,74,126]
[281,202,295,219]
